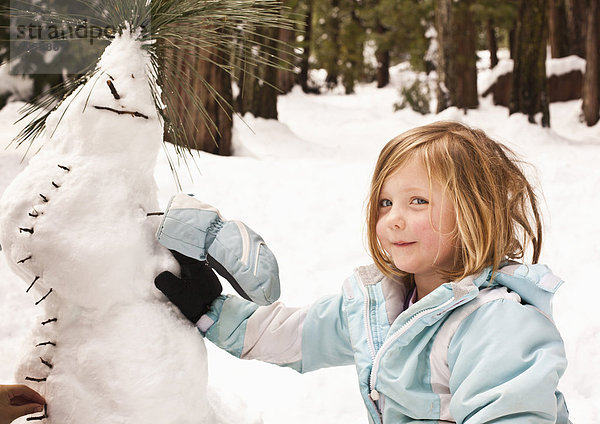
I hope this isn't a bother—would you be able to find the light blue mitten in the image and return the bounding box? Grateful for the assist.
[156,194,280,306]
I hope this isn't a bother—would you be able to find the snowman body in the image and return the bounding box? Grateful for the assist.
[0,32,216,423]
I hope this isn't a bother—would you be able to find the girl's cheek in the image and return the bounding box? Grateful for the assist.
[414,217,435,238]
[375,218,386,240]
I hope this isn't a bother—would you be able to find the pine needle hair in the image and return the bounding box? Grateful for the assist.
[366,121,543,284]
[2,0,297,186]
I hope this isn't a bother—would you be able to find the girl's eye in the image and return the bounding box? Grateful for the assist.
[410,198,428,205]
[379,199,392,207]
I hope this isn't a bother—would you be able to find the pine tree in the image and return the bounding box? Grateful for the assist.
[549,0,571,58]
[357,0,392,88]
[311,0,366,93]
[277,0,301,94]
[471,0,519,69]
[486,19,499,68]
[435,0,478,112]
[509,0,551,127]
[297,0,314,92]
[310,0,432,93]
[236,23,282,120]
[319,0,342,88]
[565,0,587,57]
[358,0,433,86]
[582,0,599,125]
[163,32,233,155]
[339,2,365,94]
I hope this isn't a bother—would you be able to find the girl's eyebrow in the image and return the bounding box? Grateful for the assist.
[402,187,428,193]
[381,186,429,195]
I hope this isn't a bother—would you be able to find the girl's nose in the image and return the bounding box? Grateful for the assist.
[392,219,406,230]
[387,208,406,230]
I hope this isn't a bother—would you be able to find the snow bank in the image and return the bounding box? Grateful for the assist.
[547,55,587,77]
[478,54,587,95]
[0,62,33,103]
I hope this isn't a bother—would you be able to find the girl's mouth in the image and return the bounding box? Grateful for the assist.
[393,241,416,247]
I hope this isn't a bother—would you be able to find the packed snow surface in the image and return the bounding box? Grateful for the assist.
[1,61,599,423]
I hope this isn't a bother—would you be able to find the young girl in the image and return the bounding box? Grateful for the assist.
[155,121,569,423]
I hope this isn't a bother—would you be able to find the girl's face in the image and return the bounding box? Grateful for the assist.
[376,155,458,287]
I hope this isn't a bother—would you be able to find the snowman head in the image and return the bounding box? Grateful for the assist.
[44,31,163,170]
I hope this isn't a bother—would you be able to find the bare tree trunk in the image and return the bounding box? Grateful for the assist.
[582,0,599,125]
[341,6,363,95]
[238,26,279,120]
[453,0,478,109]
[375,21,390,88]
[164,37,232,155]
[325,0,341,88]
[277,26,297,94]
[549,0,571,57]
[276,0,298,94]
[509,26,516,59]
[510,0,551,127]
[487,19,499,69]
[565,0,587,57]
[435,0,452,112]
[299,0,313,93]
[435,0,478,112]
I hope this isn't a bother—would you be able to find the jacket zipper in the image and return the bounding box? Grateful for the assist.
[357,279,376,361]
[368,297,455,400]
[356,280,382,423]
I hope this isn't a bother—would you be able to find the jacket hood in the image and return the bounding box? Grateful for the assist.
[471,263,564,317]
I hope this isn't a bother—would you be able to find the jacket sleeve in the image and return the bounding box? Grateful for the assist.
[204,291,355,373]
[447,299,568,423]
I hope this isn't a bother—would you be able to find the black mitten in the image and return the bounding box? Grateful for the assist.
[154,250,223,323]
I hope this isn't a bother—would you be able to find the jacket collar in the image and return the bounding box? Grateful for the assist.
[355,262,563,318]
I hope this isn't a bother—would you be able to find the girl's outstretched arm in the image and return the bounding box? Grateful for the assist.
[204,292,355,373]
[155,194,354,371]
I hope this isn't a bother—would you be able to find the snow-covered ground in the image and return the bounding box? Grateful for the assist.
[1,63,599,422]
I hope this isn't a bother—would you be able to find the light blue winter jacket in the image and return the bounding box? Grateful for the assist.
[204,262,569,423]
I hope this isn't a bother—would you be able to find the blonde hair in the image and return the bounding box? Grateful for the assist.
[367,121,542,282]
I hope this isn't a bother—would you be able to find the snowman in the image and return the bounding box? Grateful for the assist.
[0,16,284,421]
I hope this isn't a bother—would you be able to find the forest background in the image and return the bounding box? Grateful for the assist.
[1,0,599,155]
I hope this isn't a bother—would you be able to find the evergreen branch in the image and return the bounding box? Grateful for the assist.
[2,0,300,170]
